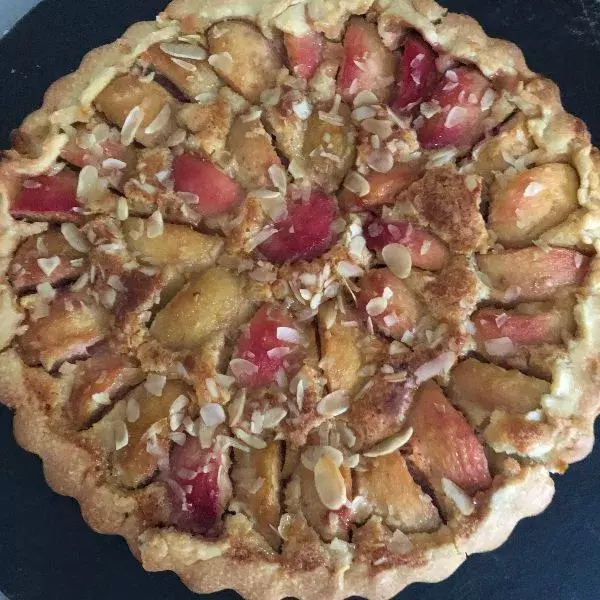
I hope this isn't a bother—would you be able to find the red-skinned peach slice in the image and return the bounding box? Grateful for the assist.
[488,163,580,246]
[231,304,303,388]
[417,67,492,151]
[337,17,396,103]
[357,268,423,339]
[408,381,491,495]
[284,31,325,80]
[170,436,229,536]
[339,162,424,210]
[477,246,590,301]
[12,171,79,221]
[173,153,244,216]
[391,34,439,115]
[472,307,569,346]
[365,219,449,271]
[258,189,337,262]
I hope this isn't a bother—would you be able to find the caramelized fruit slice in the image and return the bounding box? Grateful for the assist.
[391,34,439,114]
[357,268,423,339]
[11,171,79,221]
[489,163,580,246]
[477,247,589,301]
[448,358,548,425]
[231,304,303,388]
[284,31,325,80]
[408,381,491,495]
[356,452,441,533]
[417,67,492,151]
[173,153,244,216]
[365,219,449,271]
[337,17,395,103]
[258,189,337,262]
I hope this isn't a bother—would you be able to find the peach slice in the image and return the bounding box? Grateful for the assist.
[390,34,439,115]
[9,229,86,293]
[69,353,143,429]
[489,163,580,246]
[206,21,282,103]
[417,67,492,151]
[231,304,304,388]
[227,114,282,190]
[448,358,548,425]
[337,17,395,103]
[151,266,251,350]
[365,219,449,271]
[172,153,243,216]
[477,246,590,301]
[284,31,325,80]
[357,268,423,339]
[11,171,79,221]
[176,99,232,158]
[408,381,491,495]
[356,452,441,533]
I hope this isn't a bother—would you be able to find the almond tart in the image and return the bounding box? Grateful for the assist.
[1,1,600,599]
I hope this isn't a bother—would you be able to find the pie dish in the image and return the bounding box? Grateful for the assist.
[1,1,599,599]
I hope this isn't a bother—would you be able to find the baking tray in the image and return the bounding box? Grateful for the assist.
[1,1,599,599]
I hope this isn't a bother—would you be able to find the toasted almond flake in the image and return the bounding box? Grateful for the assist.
[58,361,76,375]
[444,106,468,129]
[37,256,61,276]
[170,57,198,72]
[107,274,126,292]
[382,243,412,279]
[121,106,144,146]
[23,179,42,189]
[234,428,267,449]
[267,347,292,361]
[317,390,350,418]
[292,98,312,120]
[318,110,345,127]
[208,51,233,73]
[314,455,346,510]
[484,337,515,357]
[353,90,378,107]
[126,396,140,422]
[275,326,301,345]
[100,288,116,308]
[343,170,370,198]
[92,391,111,406]
[262,407,287,428]
[204,377,219,399]
[114,420,129,450]
[230,358,259,380]
[301,445,344,470]
[160,41,207,61]
[362,118,393,139]
[201,403,226,427]
[36,281,55,300]
[170,432,187,445]
[76,165,99,199]
[114,196,129,221]
[388,529,413,555]
[441,477,474,515]
[414,351,456,384]
[245,226,277,252]
[343,454,360,469]
[480,88,495,111]
[365,296,388,317]
[36,235,48,254]
[524,181,544,197]
[352,105,376,121]
[70,271,89,292]
[146,210,164,238]
[170,411,185,431]
[228,390,246,427]
[296,377,305,410]
[145,104,172,135]
[145,373,167,397]
[336,261,364,278]
[101,157,127,172]
[268,164,287,193]
[363,428,413,458]
[366,149,394,173]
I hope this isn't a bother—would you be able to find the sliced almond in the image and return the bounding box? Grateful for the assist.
[160,42,207,61]
[382,243,412,279]
[121,106,144,146]
[201,403,226,426]
[114,420,129,451]
[37,256,61,277]
[362,427,413,458]
[316,390,350,418]
[144,104,172,135]
[234,428,267,449]
[343,171,370,198]
[301,445,344,470]
[314,455,346,510]
[441,477,474,516]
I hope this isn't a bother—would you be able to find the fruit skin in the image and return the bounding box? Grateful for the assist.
[337,17,396,103]
[416,67,492,151]
[408,381,491,495]
[488,163,580,247]
[169,436,230,536]
[391,34,439,115]
[172,153,244,216]
[477,246,590,302]
[364,219,449,271]
[231,304,303,388]
[357,267,423,339]
[284,31,325,80]
[11,171,79,221]
[258,189,338,262]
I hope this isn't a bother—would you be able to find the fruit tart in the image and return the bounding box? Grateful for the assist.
[1,1,600,599]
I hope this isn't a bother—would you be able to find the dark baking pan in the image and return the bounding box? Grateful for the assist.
[1,1,599,599]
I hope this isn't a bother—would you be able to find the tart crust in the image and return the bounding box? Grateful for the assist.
[1,1,599,600]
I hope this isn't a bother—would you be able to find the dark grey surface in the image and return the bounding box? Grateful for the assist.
[1,1,600,599]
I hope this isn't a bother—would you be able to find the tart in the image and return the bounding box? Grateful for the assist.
[1,1,599,599]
